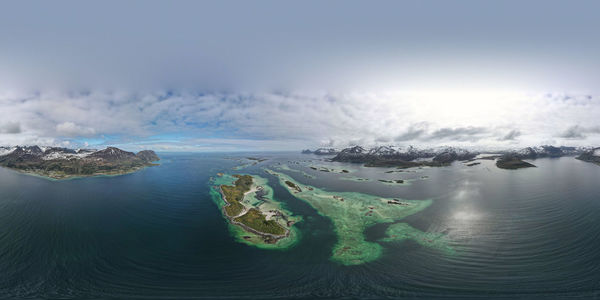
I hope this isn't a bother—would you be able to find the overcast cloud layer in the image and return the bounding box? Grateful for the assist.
[1,1,600,151]
[1,90,600,151]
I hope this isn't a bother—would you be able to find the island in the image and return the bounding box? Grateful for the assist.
[0,145,159,179]
[496,155,536,169]
[210,173,300,249]
[265,169,453,265]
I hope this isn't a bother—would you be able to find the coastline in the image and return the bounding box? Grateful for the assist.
[0,163,158,181]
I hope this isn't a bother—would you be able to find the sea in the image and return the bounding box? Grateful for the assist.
[1,152,599,298]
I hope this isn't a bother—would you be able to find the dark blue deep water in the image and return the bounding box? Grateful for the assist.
[1,153,600,298]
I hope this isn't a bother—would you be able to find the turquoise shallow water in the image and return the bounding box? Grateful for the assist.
[1,153,600,298]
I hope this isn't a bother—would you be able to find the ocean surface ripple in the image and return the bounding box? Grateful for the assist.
[1,154,600,298]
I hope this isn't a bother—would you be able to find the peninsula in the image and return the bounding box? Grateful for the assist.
[0,146,159,179]
[575,148,600,166]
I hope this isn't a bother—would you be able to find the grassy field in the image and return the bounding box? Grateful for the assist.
[234,208,286,235]
[221,175,253,216]
[221,174,287,236]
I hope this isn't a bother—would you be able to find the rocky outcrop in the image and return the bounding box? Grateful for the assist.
[135,150,160,162]
[89,147,137,161]
[331,146,369,162]
[432,148,477,163]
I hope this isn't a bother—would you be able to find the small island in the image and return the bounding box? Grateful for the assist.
[0,145,159,179]
[496,156,536,169]
[210,173,299,249]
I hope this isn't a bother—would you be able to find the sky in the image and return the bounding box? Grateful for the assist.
[1,0,600,151]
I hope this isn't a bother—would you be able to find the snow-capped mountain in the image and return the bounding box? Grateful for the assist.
[0,146,17,156]
[576,147,600,164]
[0,145,160,179]
[0,145,158,162]
[0,146,97,160]
[508,145,587,159]
[301,148,339,155]
[332,145,478,163]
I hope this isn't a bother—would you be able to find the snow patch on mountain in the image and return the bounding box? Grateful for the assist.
[332,145,478,163]
[0,147,16,156]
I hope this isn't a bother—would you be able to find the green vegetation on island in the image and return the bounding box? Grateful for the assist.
[265,169,453,265]
[234,208,286,235]
[496,156,536,169]
[220,174,253,217]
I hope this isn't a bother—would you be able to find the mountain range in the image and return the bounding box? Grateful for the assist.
[302,145,597,169]
[575,147,600,165]
[329,145,477,167]
[301,148,339,155]
[0,146,159,179]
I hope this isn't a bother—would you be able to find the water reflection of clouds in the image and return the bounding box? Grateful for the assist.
[452,180,481,202]
[446,179,486,241]
[453,210,481,221]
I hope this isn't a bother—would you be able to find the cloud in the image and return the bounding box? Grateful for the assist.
[395,123,428,142]
[56,122,96,137]
[0,122,21,134]
[559,125,585,139]
[499,129,521,141]
[558,125,600,140]
[1,90,600,150]
[425,126,489,142]
[375,136,392,143]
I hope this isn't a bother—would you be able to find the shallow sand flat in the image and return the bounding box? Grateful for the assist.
[273,163,315,179]
[380,223,455,255]
[266,169,452,265]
